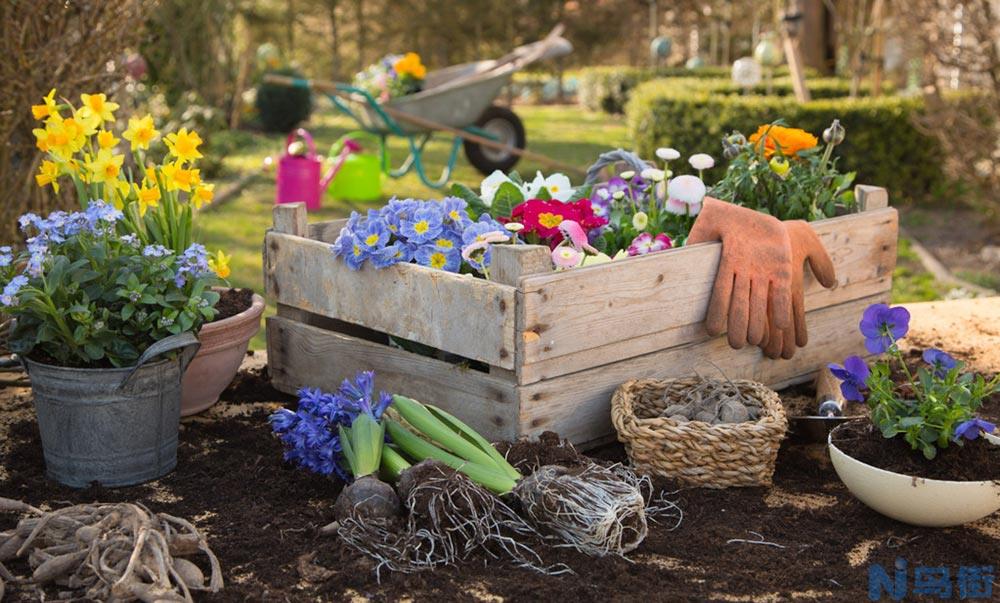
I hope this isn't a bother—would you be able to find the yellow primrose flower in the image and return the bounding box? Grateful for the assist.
[393,52,427,80]
[31,89,58,121]
[137,183,161,216]
[192,183,215,209]
[207,249,231,279]
[80,93,119,123]
[35,160,61,193]
[123,115,159,151]
[86,149,125,184]
[164,128,203,163]
[96,129,119,150]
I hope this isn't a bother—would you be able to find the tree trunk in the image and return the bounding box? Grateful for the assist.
[354,0,366,73]
[326,0,340,80]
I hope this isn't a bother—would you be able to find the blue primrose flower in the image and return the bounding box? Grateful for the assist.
[356,218,390,252]
[828,355,870,402]
[400,205,444,244]
[859,303,910,354]
[333,230,369,271]
[922,348,957,377]
[439,196,471,227]
[371,242,413,269]
[415,244,460,272]
[953,417,997,442]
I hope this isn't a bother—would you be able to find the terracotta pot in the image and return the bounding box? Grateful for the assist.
[180,292,265,416]
[828,423,1000,527]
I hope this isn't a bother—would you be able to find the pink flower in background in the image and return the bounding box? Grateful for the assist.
[557,219,599,254]
[665,175,706,216]
[551,246,583,269]
[627,233,673,256]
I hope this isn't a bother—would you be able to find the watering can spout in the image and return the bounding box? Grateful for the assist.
[320,137,363,193]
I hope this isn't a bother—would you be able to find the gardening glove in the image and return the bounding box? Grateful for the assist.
[687,197,793,349]
[761,220,837,359]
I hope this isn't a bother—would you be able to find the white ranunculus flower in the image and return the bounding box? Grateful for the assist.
[656,147,681,161]
[667,174,707,208]
[688,153,715,171]
[640,168,666,182]
[480,170,510,207]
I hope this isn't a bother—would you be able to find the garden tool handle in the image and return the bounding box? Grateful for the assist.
[584,149,652,185]
[118,331,201,391]
[815,366,846,414]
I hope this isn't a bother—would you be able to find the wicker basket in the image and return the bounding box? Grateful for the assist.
[611,378,788,488]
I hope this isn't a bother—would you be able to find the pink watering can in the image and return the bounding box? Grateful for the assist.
[275,128,361,210]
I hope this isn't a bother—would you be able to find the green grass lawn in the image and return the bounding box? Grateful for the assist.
[195,103,944,349]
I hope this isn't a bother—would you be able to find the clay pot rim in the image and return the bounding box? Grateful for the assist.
[200,290,265,334]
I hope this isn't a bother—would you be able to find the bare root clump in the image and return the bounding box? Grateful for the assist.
[514,462,658,557]
[0,497,222,601]
[335,461,569,579]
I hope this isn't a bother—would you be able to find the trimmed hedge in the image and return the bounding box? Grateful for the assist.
[578,65,824,114]
[625,78,945,201]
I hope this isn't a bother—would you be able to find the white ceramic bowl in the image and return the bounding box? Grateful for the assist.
[828,429,1000,527]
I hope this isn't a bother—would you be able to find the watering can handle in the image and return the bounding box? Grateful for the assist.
[584,149,651,185]
[286,128,318,159]
[321,132,372,192]
[118,331,201,391]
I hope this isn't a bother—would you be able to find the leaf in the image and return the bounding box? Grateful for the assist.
[450,182,489,219]
[491,182,524,219]
[535,187,552,201]
[507,170,524,186]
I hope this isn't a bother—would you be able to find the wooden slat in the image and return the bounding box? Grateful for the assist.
[273,203,308,236]
[518,293,888,446]
[517,207,898,382]
[267,316,519,441]
[308,219,348,243]
[264,231,518,369]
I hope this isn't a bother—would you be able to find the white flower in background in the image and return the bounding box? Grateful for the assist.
[665,174,707,216]
[612,190,626,201]
[504,222,525,232]
[619,170,635,180]
[656,147,680,161]
[523,171,574,202]
[480,170,510,207]
[688,153,715,171]
[632,211,649,230]
[640,168,666,182]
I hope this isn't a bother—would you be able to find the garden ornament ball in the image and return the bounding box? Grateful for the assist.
[761,220,837,359]
[687,198,793,349]
[650,36,672,60]
[732,57,763,89]
[753,34,783,68]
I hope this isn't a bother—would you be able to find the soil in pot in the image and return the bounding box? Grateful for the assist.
[831,420,1000,481]
[212,287,254,321]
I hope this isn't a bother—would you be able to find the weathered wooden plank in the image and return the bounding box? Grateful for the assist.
[273,203,308,236]
[491,245,553,287]
[264,231,518,369]
[267,316,519,441]
[518,293,888,446]
[518,207,898,380]
[308,219,347,243]
[856,185,889,210]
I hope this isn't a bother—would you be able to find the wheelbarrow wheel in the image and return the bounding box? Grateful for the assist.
[464,105,525,175]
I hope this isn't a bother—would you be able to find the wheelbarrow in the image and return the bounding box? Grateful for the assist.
[263,25,581,189]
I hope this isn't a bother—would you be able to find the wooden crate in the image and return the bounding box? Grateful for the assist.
[265,186,896,448]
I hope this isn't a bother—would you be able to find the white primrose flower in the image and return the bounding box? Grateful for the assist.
[480,170,511,207]
[656,147,681,161]
[524,171,574,202]
[688,153,715,171]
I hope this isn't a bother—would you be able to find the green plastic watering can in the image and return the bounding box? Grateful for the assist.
[327,131,382,202]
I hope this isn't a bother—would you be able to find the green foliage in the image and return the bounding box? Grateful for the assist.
[627,78,947,201]
[577,66,827,114]
[255,67,314,133]
[709,124,856,220]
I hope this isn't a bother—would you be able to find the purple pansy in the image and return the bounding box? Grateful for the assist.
[922,348,957,377]
[953,417,997,442]
[828,355,870,402]
[859,303,910,354]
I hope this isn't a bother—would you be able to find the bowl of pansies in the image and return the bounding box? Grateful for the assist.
[1,203,217,487]
[29,88,263,416]
[827,303,1000,527]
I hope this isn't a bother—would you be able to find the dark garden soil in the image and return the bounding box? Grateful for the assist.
[212,287,255,322]
[1,365,999,602]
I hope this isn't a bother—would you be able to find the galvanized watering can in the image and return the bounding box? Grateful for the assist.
[23,332,200,488]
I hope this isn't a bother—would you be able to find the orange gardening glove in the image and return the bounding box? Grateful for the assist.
[761,220,838,359]
[687,197,793,349]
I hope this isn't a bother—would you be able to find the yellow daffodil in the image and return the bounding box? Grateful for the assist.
[33,114,86,159]
[110,179,132,205]
[71,108,100,137]
[35,160,61,193]
[163,162,199,192]
[165,128,203,163]
[137,183,161,216]
[192,183,215,208]
[123,115,159,151]
[393,52,427,80]
[31,89,58,121]
[80,93,119,123]
[207,249,231,279]
[145,165,159,184]
[86,149,125,184]
[96,129,119,150]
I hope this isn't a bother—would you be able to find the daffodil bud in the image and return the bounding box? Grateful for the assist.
[823,119,845,146]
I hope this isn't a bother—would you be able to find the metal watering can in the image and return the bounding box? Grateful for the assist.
[276,128,365,210]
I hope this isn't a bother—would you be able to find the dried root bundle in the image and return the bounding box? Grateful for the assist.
[336,461,569,578]
[0,497,222,602]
